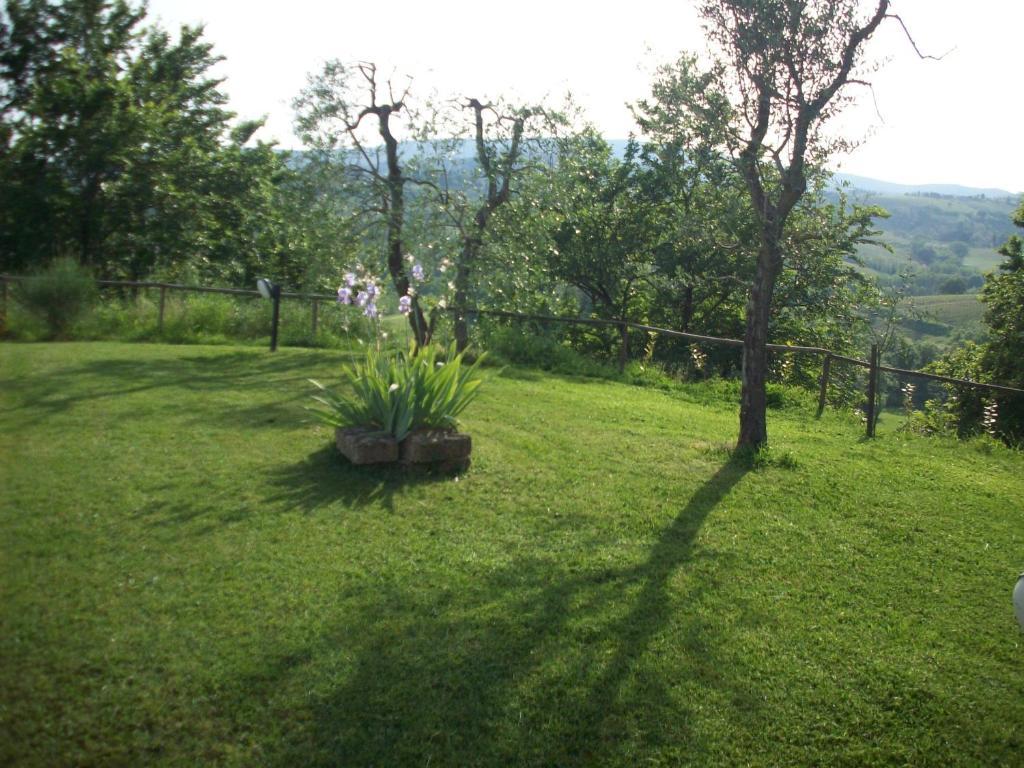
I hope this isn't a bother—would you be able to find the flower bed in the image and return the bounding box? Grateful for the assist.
[308,260,485,473]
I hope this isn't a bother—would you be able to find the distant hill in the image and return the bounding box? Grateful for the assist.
[292,140,1018,200]
[835,190,1020,294]
[831,173,1016,199]
[290,139,1021,295]
[605,140,1019,199]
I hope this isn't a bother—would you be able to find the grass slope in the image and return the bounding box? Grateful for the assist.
[1,342,1022,767]
[914,294,986,327]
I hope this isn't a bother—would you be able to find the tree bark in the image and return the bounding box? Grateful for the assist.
[79,174,101,266]
[372,102,429,346]
[618,321,629,373]
[452,99,526,353]
[453,236,479,352]
[681,284,694,332]
[738,240,782,449]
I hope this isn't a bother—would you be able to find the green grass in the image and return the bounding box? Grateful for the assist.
[2,342,1023,767]
[914,293,986,326]
[2,288,415,350]
[963,247,1005,272]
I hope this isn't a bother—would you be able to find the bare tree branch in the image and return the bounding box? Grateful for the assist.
[885,13,952,61]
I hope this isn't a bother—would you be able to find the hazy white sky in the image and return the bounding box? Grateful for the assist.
[147,0,1022,192]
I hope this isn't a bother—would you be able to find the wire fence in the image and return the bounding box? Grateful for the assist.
[3,273,1022,438]
[458,307,1024,438]
[0,274,340,340]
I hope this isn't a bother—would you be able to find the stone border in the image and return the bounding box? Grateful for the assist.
[335,426,471,473]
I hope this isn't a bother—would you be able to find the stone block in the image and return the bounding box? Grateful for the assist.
[400,429,472,472]
[335,426,399,465]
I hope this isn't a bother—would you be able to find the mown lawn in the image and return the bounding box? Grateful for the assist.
[1,342,1022,767]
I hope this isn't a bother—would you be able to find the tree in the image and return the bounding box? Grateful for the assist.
[977,201,1024,441]
[938,276,967,295]
[0,0,294,283]
[631,66,759,364]
[446,98,552,352]
[543,135,666,369]
[928,201,1024,444]
[678,0,898,449]
[631,53,888,385]
[0,0,151,269]
[294,61,434,344]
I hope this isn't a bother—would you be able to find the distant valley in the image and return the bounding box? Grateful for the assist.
[299,139,1022,299]
[571,142,1018,291]
[837,186,1019,295]
[830,173,1016,199]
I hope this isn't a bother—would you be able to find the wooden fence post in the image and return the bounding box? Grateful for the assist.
[866,344,879,438]
[269,285,281,352]
[158,285,167,331]
[816,353,832,418]
[618,321,629,373]
[311,299,319,337]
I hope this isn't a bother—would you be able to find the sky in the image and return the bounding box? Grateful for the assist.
[146,0,1022,193]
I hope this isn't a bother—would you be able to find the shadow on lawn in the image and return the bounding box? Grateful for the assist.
[227,458,759,766]
[264,444,453,514]
[0,349,344,430]
[131,444,451,533]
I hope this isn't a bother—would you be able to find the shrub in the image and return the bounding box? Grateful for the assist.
[309,342,487,441]
[482,324,609,378]
[15,258,98,339]
[623,360,678,390]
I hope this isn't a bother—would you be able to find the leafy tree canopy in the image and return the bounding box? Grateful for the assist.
[0,0,324,286]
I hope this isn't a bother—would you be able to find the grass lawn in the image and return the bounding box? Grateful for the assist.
[2,342,1022,767]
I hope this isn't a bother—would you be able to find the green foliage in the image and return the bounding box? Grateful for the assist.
[544,136,660,326]
[481,323,607,378]
[310,342,487,440]
[930,201,1024,444]
[14,257,98,338]
[899,399,959,438]
[849,193,1019,295]
[0,0,332,288]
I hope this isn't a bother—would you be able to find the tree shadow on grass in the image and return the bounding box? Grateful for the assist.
[131,444,453,534]
[0,349,342,430]
[219,457,758,766]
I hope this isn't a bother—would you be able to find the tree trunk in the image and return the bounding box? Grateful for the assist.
[738,243,781,450]
[618,321,629,373]
[79,175,101,267]
[453,237,477,353]
[371,102,430,347]
[681,284,694,332]
[385,191,428,346]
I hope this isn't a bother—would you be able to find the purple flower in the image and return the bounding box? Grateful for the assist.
[355,290,369,308]
[344,272,357,288]
[398,295,412,315]
[366,283,378,299]
[337,286,353,305]
[412,263,425,281]
[363,302,378,319]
